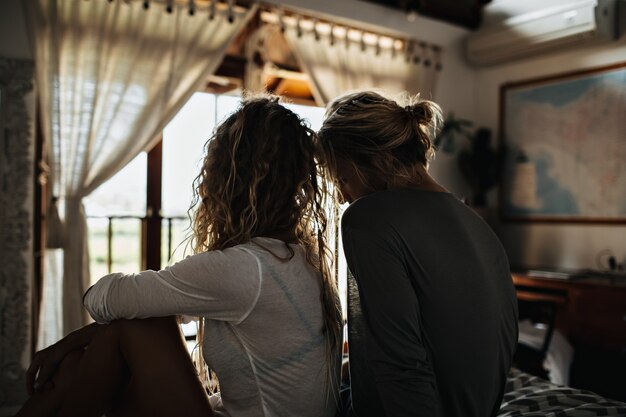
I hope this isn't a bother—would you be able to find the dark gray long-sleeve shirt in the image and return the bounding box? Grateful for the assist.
[342,189,518,417]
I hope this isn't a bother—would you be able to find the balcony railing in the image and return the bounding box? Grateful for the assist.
[87,214,188,275]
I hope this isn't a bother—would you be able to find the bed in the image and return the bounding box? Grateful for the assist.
[498,368,626,416]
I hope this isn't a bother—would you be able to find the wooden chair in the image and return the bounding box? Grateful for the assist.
[513,291,566,380]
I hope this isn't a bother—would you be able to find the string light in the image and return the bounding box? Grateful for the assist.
[227,0,234,23]
[102,0,437,66]
[278,10,286,33]
[208,0,216,20]
[434,47,443,70]
[420,42,428,66]
[313,19,320,41]
[404,40,412,63]
[258,6,437,65]
[296,17,302,38]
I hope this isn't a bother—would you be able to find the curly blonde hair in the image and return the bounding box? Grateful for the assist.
[190,94,342,394]
[318,90,443,193]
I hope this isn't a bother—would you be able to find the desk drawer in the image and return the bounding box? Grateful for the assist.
[569,289,626,350]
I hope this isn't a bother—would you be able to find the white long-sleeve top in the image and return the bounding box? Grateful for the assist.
[83,237,337,417]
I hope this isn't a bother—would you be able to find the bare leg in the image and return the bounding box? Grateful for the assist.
[15,350,84,417]
[18,317,213,417]
[58,316,213,417]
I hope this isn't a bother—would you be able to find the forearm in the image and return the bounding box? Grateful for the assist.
[60,322,100,350]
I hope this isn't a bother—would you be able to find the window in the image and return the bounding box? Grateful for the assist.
[84,153,147,282]
[161,93,217,266]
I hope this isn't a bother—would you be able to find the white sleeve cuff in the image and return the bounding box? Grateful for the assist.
[83,273,123,324]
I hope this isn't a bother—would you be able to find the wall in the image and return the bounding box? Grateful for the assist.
[475,38,626,270]
[0,0,33,60]
[0,0,34,415]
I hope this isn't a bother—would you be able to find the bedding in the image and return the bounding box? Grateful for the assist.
[498,368,626,416]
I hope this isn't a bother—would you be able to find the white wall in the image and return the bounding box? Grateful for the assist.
[475,38,626,270]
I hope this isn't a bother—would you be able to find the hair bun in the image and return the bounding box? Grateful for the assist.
[405,102,433,124]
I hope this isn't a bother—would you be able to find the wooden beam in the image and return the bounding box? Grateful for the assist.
[215,54,247,80]
[144,140,162,271]
[32,99,46,356]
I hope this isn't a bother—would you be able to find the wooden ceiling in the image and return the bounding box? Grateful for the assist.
[211,16,318,104]
[361,0,492,29]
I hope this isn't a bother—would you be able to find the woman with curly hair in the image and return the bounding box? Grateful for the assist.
[18,95,342,417]
[319,91,518,417]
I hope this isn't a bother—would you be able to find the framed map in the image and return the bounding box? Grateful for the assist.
[500,63,626,223]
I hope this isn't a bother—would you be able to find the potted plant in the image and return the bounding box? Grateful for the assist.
[434,115,499,207]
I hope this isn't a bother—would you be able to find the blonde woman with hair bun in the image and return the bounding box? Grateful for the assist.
[17,95,342,417]
[319,91,518,417]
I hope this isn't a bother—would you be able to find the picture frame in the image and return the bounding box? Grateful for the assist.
[499,62,626,224]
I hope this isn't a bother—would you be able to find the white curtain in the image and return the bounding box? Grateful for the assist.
[25,0,256,341]
[282,21,442,105]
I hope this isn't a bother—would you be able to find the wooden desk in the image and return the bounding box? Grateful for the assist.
[512,272,626,401]
[512,273,626,351]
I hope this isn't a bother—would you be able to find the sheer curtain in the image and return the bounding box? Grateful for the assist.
[25,0,256,342]
[281,19,442,105]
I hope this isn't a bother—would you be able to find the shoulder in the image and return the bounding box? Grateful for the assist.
[172,243,261,276]
[197,244,256,261]
[342,190,406,233]
[343,192,389,225]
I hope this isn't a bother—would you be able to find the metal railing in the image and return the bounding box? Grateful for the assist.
[87,214,187,273]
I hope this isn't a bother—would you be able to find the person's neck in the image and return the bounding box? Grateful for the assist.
[406,166,449,193]
[257,230,297,244]
[414,177,449,193]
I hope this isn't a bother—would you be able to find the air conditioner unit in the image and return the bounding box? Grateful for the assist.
[465,0,620,66]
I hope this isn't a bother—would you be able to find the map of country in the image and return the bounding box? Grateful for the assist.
[503,68,626,219]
